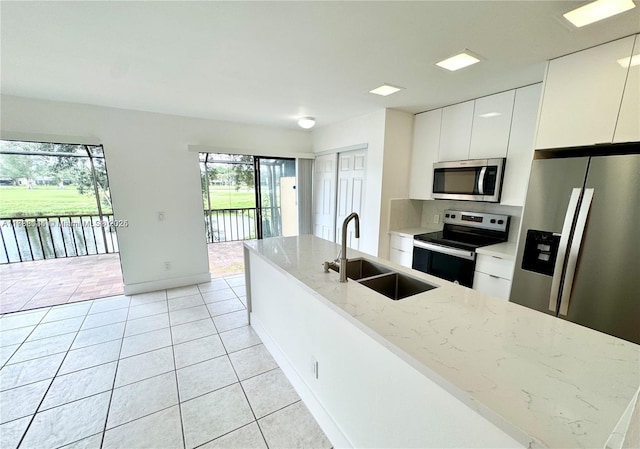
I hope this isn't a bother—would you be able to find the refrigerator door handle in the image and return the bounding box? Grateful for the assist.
[558,188,594,316]
[549,188,582,312]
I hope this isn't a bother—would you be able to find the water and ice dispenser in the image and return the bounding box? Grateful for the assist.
[521,230,561,276]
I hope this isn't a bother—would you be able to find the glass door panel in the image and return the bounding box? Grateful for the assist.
[257,158,296,238]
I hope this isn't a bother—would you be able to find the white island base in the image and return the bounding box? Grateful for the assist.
[246,250,523,448]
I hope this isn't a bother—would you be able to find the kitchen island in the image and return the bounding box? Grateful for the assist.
[243,235,639,449]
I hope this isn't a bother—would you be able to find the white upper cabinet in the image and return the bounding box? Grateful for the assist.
[469,90,516,159]
[409,109,442,200]
[500,83,542,207]
[439,100,474,161]
[536,35,636,149]
[614,34,640,143]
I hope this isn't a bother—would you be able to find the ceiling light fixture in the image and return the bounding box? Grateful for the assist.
[563,0,635,27]
[479,112,502,118]
[369,84,404,96]
[436,51,481,71]
[297,117,316,129]
[617,54,640,68]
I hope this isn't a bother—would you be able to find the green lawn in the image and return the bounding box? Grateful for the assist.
[205,186,256,210]
[0,185,256,217]
[0,186,110,217]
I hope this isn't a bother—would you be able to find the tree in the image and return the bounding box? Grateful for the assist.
[52,154,112,211]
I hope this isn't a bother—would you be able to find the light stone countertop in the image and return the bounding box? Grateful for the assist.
[475,241,519,260]
[245,235,640,449]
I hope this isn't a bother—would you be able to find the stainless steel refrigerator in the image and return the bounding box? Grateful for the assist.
[511,151,640,344]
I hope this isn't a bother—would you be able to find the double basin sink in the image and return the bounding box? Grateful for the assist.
[330,258,438,300]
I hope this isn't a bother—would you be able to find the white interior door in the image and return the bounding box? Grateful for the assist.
[313,154,337,241]
[335,150,366,250]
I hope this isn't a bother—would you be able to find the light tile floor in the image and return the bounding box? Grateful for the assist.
[0,275,332,449]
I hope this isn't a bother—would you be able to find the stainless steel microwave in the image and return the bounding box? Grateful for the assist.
[432,158,506,202]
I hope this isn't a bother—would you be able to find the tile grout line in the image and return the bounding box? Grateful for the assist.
[14,299,99,449]
[98,295,132,449]
[0,307,54,371]
[213,280,271,449]
[167,295,187,449]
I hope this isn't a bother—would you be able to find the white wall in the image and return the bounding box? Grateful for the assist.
[311,108,413,257]
[0,95,312,293]
[311,110,386,256]
[378,109,414,259]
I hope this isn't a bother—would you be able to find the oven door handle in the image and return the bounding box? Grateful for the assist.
[413,240,476,261]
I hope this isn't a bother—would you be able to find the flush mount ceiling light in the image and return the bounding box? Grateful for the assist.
[436,51,481,71]
[563,0,636,27]
[297,117,316,129]
[479,112,502,118]
[369,84,404,96]
[617,54,640,67]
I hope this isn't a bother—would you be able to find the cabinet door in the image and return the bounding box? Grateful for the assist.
[475,254,515,280]
[390,247,413,268]
[469,91,515,159]
[409,110,441,200]
[536,36,635,149]
[500,83,542,206]
[614,34,640,143]
[439,101,474,161]
[473,272,512,300]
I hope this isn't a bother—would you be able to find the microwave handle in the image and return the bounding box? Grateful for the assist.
[477,167,487,195]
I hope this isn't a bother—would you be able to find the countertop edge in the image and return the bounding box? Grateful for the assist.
[243,240,540,448]
[475,241,518,260]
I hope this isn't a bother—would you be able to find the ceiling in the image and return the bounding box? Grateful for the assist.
[1,1,639,130]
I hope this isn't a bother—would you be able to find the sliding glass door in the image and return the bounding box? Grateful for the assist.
[200,154,296,241]
[256,158,296,238]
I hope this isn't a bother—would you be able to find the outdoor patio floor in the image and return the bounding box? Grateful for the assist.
[1,242,246,315]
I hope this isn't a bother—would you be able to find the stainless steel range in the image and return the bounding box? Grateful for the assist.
[412,210,510,287]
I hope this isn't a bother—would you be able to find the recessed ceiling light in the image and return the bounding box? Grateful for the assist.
[297,117,316,129]
[563,0,635,27]
[617,54,640,68]
[369,84,404,96]
[479,112,502,118]
[436,51,481,71]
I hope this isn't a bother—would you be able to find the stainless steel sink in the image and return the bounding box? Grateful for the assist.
[359,272,437,300]
[327,257,437,300]
[345,258,392,280]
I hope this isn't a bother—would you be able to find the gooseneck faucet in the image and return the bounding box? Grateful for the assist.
[339,212,360,282]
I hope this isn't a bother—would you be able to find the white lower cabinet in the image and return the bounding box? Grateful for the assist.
[389,234,413,268]
[473,254,515,300]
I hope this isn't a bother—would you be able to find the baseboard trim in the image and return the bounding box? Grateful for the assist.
[250,313,353,449]
[123,272,211,295]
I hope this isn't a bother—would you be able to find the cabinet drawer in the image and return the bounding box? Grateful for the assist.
[390,247,413,268]
[473,271,512,300]
[475,254,514,280]
[390,234,414,252]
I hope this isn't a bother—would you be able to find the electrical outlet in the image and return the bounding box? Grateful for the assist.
[433,214,440,224]
[164,261,171,271]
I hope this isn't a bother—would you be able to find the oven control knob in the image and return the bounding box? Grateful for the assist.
[498,220,504,224]
[445,214,450,218]
[490,219,496,224]
[451,214,456,219]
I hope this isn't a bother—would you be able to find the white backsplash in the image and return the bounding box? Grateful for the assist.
[388,198,423,230]
[420,200,523,243]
